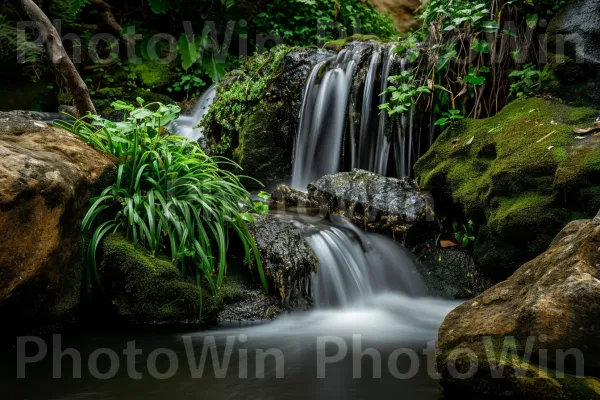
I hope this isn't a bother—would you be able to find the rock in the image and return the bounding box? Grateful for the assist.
[416,247,492,299]
[217,284,282,322]
[0,112,115,332]
[307,169,434,244]
[369,0,421,31]
[436,215,600,399]
[98,234,201,324]
[203,46,331,189]
[249,214,317,301]
[270,185,319,209]
[546,0,600,107]
[414,98,600,280]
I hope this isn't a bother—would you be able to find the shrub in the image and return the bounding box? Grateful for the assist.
[55,99,267,317]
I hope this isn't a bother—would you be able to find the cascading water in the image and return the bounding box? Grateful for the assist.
[291,43,420,190]
[167,85,217,143]
[290,51,357,190]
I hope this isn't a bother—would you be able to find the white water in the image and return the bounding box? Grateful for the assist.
[167,85,217,143]
[291,44,418,191]
[291,51,357,190]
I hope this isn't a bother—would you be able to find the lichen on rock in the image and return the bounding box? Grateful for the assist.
[248,214,317,302]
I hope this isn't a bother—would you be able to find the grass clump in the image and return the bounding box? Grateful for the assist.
[55,98,267,319]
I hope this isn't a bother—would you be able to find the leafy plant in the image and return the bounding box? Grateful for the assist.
[252,191,271,215]
[435,109,464,128]
[55,99,267,317]
[253,0,397,47]
[508,63,542,99]
[379,70,431,116]
[453,220,476,248]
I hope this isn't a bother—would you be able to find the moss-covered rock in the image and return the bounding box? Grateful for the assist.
[436,213,600,399]
[202,45,329,189]
[414,98,600,279]
[129,61,173,89]
[98,234,201,324]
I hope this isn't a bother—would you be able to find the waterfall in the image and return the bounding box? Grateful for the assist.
[291,51,357,190]
[168,85,217,143]
[290,43,418,191]
[293,214,427,308]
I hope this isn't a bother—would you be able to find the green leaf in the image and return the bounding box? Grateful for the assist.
[148,0,171,14]
[526,13,539,29]
[472,40,490,53]
[177,33,200,70]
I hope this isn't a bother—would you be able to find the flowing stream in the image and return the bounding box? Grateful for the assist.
[4,213,459,400]
[6,45,458,399]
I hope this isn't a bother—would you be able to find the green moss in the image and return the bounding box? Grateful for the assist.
[129,62,172,89]
[415,98,600,278]
[202,45,296,155]
[99,234,200,324]
[323,34,382,51]
[439,337,600,399]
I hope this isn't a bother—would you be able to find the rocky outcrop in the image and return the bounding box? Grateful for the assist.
[436,211,600,399]
[415,98,600,280]
[307,169,434,243]
[0,112,115,331]
[370,0,421,31]
[547,0,600,107]
[249,214,317,301]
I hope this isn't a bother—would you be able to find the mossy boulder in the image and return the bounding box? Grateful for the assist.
[202,46,329,189]
[98,234,252,325]
[436,212,600,399]
[0,113,115,333]
[414,98,600,279]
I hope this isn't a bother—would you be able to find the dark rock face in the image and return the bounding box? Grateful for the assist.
[416,247,492,299]
[217,284,282,322]
[307,169,433,243]
[547,0,600,107]
[0,112,115,332]
[436,212,600,399]
[249,214,317,301]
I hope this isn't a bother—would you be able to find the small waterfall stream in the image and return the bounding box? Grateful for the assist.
[168,85,217,143]
[291,43,422,190]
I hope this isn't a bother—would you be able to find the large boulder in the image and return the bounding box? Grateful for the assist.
[249,214,318,302]
[0,112,115,332]
[546,0,600,107]
[414,98,600,280]
[307,169,435,244]
[436,211,600,399]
